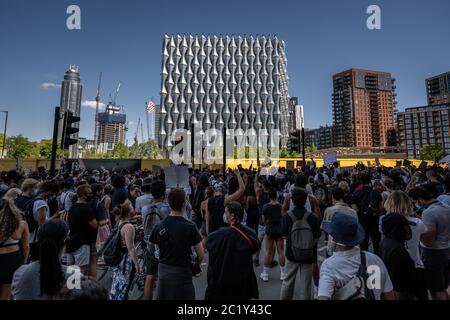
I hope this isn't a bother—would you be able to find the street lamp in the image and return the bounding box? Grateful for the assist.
[0,111,8,158]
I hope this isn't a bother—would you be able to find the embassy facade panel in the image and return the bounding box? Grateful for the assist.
[158,34,291,149]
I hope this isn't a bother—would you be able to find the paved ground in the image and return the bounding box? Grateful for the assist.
[97,234,328,300]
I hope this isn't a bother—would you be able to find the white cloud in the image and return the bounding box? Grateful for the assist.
[82,100,106,110]
[40,82,61,90]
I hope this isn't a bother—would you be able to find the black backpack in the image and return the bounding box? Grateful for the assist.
[99,222,130,267]
[360,187,381,217]
[23,196,44,233]
[208,195,225,233]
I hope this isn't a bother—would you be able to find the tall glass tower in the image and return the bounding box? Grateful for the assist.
[60,64,83,158]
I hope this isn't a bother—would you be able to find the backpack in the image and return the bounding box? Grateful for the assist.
[208,196,226,233]
[99,222,130,267]
[332,251,376,300]
[287,210,314,262]
[360,187,381,216]
[60,191,75,222]
[23,196,44,233]
[143,204,163,248]
[314,185,328,207]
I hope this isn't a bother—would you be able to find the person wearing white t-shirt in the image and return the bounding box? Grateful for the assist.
[135,178,154,215]
[29,182,58,261]
[319,213,395,300]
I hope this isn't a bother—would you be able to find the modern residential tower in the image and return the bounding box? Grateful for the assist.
[426,71,450,105]
[60,64,83,158]
[332,69,397,148]
[157,34,291,151]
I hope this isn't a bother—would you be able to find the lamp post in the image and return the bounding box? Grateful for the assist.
[0,111,8,158]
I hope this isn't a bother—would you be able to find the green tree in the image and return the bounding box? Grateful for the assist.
[129,140,161,159]
[280,148,289,158]
[6,135,38,162]
[111,143,129,159]
[0,133,5,152]
[420,144,446,162]
[37,139,69,159]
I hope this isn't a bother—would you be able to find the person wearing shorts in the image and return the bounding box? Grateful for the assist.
[260,189,285,282]
[66,185,98,275]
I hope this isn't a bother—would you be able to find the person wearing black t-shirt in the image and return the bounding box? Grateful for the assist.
[150,188,204,300]
[260,188,285,282]
[66,185,98,275]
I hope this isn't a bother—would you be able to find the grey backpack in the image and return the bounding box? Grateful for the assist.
[143,204,163,247]
[287,210,314,262]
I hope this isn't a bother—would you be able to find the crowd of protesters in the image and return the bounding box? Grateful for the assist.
[0,160,449,300]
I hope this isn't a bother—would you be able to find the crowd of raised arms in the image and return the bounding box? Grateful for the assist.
[0,161,449,301]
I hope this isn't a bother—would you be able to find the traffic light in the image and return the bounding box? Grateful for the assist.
[289,131,300,154]
[61,111,80,149]
[287,139,292,154]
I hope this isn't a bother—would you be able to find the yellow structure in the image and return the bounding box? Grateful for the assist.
[0,158,434,173]
[0,159,61,172]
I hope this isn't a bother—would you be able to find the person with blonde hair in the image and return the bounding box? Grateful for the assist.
[381,190,428,299]
[0,199,29,299]
[3,188,22,202]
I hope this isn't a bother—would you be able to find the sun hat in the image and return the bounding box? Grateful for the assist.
[322,212,365,247]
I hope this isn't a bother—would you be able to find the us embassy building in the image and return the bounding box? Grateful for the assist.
[156,34,293,157]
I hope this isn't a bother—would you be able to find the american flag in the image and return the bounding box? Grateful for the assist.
[146,98,155,113]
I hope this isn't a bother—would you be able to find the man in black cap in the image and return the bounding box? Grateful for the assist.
[318,212,395,300]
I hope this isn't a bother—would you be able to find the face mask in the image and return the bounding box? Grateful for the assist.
[415,203,422,211]
[223,213,228,224]
[32,188,39,196]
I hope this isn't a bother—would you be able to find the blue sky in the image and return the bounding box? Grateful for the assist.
[1,0,449,143]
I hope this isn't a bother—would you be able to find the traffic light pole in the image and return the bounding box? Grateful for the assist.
[191,122,194,169]
[302,127,306,172]
[50,107,60,177]
[223,126,226,178]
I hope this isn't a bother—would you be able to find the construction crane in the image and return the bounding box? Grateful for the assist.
[94,72,102,151]
[109,82,121,105]
[134,118,141,145]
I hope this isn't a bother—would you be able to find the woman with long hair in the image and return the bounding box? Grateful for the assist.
[102,184,114,226]
[109,202,140,300]
[192,174,210,230]
[0,199,29,299]
[200,186,214,247]
[381,190,428,300]
[12,219,69,300]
